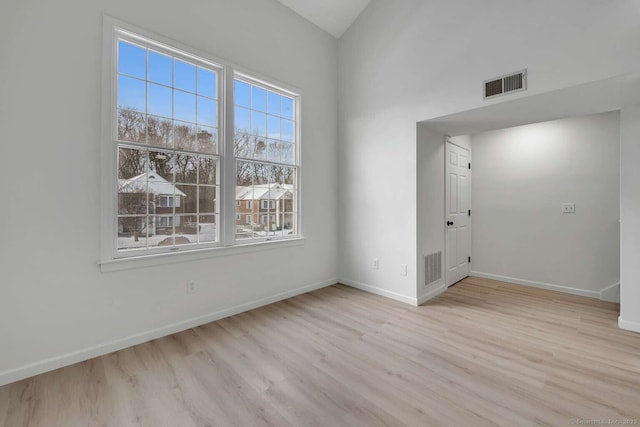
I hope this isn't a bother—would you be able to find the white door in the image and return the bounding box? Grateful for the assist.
[445,141,471,286]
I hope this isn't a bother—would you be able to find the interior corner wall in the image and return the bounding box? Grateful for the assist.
[470,112,620,297]
[337,0,640,303]
[416,125,445,300]
[620,105,640,331]
[0,0,338,384]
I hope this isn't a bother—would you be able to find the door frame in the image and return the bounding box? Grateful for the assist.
[444,136,472,287]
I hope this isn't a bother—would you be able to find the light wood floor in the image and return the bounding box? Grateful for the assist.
[1,277,639,426]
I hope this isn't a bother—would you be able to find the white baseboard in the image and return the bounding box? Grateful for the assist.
[418,282,447,305]
[470,271,609,300]
[340,278,418,306]
[619,316,640,334]
[0,278,336,387]
[599,282,620,303]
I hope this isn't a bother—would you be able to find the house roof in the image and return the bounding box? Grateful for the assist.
[118,172,187,197]
[236,183,293,201]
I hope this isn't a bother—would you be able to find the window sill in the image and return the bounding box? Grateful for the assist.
[98,237,305,273]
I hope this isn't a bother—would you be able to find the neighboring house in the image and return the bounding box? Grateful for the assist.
[235,183,294,231]
[118,171,187,235]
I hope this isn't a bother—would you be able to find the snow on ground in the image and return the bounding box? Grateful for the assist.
[118,223,294,249]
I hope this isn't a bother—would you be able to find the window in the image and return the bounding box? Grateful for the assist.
[106,22,300,259]
[234,76,298,241]
[260,200,275,210]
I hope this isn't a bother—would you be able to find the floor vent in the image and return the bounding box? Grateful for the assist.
[484,69,527,99]
[424,251,442,287]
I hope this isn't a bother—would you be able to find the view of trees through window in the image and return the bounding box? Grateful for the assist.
[114,34,298,254]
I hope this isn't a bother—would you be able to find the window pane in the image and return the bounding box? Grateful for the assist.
[174,91,195,123]
[173,121,197,151]
[174,59,196,92]
[148,50,172,86]
[199,186,217,213]
[176,185,197,214]
[198,157,217,185]
[197,67,216,99]
[267,91,281,116]
[148,150,175,183]
[281,119,294,142]
[147,115,173,148]
[280,141,295,165]
[234,132,254,159]
[281,167,296,186]
[118,75,146,112]
[282,96,294,120]
[174,154,198,184]
[117,109,146,143]
[118,216,148,250]
[148,83,172,118]
[251,86,267,112]
[266,139,280,163]
[267,115,280,140]
[235,106,251,134]
[197,126,217,154]
[197,96,217,127]
[118,147,148,180]
[251,111,266,137]
[235,80,251,108]
[198,215,217,243]
[118,41,146,79]
[254,137,267,160]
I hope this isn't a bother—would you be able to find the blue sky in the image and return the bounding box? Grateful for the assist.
[118,39,295,147]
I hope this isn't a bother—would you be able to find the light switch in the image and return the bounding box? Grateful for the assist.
[562,203,575,214]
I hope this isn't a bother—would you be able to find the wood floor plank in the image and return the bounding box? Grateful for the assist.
[1,277,640,426]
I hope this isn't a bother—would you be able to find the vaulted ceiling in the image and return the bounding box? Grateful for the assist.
[275,0,370,38]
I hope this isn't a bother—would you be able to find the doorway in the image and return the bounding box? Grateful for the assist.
[445,139,471,287]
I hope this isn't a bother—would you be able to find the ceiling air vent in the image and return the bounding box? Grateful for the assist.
[484,69,527,99]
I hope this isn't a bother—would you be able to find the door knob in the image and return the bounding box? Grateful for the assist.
[447,221,454,226]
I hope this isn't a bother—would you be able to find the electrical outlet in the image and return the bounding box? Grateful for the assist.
[562,203,576,214]
[186,281,196,294]
[400,264,407,276]
[373,259,379,270]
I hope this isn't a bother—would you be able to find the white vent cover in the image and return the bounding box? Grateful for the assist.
[424,251,442,287]
[484,69,527,99]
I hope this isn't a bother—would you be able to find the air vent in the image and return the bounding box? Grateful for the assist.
[424,251,442,287]
[484,69,527,99]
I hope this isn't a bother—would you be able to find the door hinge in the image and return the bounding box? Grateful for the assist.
[468,209,471,216]
[468,256,471,263]
[468,162,471,170]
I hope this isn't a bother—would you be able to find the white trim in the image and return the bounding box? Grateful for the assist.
[417,283,447,305]
[471,271,605,299]
[599,282,620,303]
[100,237,305,273]
[0,277,336,387]
[618,316,640,334]
[340,278,418,306]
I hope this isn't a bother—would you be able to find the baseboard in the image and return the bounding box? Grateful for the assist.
[618,316,640,334]
[470,271,604,299]
[0,278,336,387]
[599,282,620,303]
[417,282,447,305]
[340,278,418,306]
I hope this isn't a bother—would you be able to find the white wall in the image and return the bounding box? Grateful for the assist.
[470,112,620,298]
[0,0,338,384]
[620,105,640,332]
[338,0,640,302]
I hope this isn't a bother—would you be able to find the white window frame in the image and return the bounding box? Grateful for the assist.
[100,17,303,272]
[246,200,252,209]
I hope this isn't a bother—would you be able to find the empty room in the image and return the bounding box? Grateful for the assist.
[1,0,639,426]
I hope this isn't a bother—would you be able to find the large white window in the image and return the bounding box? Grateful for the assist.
[105,22,300,260]
[234,76,298,240]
